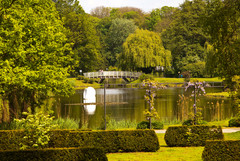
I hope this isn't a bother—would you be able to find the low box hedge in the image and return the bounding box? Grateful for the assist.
[0,129,159,152]
[164,125,223,147]
[0,147,107,161]
[202,140,240,161]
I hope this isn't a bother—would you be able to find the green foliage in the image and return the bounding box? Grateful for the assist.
[52,117,79,129]
[136,121,163,129]
[228,75,240,126]
[0,0,75,119]
[76,75,85,80]
[202,0,240,80]
[14,111,57,150]
[181,71,191,82]
[228,118,240,127]
[182,119,207,126]
[145,8,162,31]
[164,125,223,147]
[106,119,137,130]
[0,129,160,153]
[202,140,240,161]
[106,18,137,66]
[0,147,107,161]
[118,29,171,71]
[139,74,154,82]
[64,13,105,73]
[182,61,206,78]
[161,0,207,73]
[143,80,166,123]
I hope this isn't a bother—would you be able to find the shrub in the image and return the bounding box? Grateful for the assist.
[77,75,85,80]
[0,129,160,153]
[202,140,240,161]
[83,77,89,83]
[136,121,163,129]
[0,147,107,161]
[182,119,207,126]
[139,74,154,82]
[88,78,95,84]
[14,111,57,150]
[164,125,223,147]
[228,118,240,127]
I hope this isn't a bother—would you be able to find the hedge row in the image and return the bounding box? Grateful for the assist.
[0,147,107,161]
[202,140,240,161]
[164,125,223,147]
[0,129,160,152]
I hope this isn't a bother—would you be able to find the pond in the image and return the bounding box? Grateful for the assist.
[52,87,236,129]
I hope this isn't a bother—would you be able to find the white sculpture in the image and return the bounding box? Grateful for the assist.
[83,87,96,115]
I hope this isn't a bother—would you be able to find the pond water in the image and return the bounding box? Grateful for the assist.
[52,87,236,129]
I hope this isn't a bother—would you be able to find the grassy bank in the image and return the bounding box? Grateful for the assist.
[68,78,101,89]
[107,131,240,161]
[70,77,223,89]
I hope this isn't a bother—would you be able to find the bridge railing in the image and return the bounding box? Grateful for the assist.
[83,71,142,78]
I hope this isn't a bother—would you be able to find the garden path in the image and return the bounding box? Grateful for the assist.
[155,127,240,134]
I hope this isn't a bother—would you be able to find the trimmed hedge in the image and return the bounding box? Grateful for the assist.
[0,129,159,152]
[164,125,223,147]
[202,140,240,161]
[0,147,107,161]
[228,118,240,127]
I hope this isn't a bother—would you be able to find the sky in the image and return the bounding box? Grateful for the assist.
[79,0,187,14]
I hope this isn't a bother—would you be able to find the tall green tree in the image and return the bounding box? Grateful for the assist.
[161,0,208,76]
[145,8,162,31]
[105,18,137,67]
[202,0,240,82]
[118,29,171,72]
[64,13,105,72]
[0,0,74,120]
[54,0,105,73]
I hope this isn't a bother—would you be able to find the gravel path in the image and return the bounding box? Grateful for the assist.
[155,128,240,134]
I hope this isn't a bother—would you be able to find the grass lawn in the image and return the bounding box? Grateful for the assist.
[107,131,240,161]
[68,78,101,89]
[205,92,230,98]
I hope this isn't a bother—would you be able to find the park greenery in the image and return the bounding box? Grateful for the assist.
[0,0,239,122]
[0,1,240,160]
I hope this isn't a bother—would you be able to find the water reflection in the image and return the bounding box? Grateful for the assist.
[54,87,236,128]
[83,87,96,115]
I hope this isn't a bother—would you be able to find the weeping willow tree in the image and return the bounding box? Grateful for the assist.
[118,29,171,72]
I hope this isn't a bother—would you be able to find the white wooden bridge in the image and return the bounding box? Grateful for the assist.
[83,71,142,82]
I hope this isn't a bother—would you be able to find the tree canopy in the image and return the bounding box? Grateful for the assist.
[161,0,208,76]
[202,0,240,81]
[118,29,171,71]
[105,18,137,67]
[0,0,74,120]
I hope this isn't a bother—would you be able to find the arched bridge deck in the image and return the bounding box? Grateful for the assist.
[83,71,142,81]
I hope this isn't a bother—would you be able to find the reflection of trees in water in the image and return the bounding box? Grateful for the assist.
[176,95,227,122]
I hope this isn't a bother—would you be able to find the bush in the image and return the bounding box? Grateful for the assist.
[228,118,240,127]
[139,74,154,82]
[0,147,107,161]
[83,77,89,83]
[164,125,223,147]
[14,111,57,150]
[76,75,85,80]
[136,121,163,129]
[0,129,160,152]
[182,119,207,126]
[202,140,240,161]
